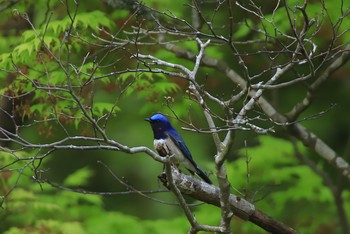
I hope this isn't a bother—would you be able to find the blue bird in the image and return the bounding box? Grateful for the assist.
[145,113,212,184]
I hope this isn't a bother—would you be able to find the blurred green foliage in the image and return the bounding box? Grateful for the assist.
[0,0,349,233]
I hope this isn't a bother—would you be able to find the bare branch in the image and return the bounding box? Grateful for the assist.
[165,169,299,234]
[162,159,224,233]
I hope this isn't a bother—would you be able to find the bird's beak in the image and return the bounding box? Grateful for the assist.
[144,118,151,122]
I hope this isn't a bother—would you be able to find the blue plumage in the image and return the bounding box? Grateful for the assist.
[145,114,212,184]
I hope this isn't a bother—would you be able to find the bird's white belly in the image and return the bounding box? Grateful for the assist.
[154,138,196,171]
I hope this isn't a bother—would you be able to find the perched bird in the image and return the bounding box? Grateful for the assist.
[145,113,212,184]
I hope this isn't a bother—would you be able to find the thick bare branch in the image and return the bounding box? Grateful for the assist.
[162,169,299,234]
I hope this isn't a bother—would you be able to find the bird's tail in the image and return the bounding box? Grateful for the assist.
[196,167,212,184]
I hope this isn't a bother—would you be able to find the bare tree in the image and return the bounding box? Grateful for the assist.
[1,0,350,233]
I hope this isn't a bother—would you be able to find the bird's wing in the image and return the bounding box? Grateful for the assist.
[166,129,198,168]
[166,129,212,184]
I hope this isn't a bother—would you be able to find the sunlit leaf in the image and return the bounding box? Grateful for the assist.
[63,167,94,187]
[93,102,120,116]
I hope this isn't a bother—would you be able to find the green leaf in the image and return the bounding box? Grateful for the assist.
[153,80,180,94]
[110,9,130,20]
[99,77,110,85]
[63,167,93,187]
[30,103,44,114]
[47,20,67,34]
[234,19,253,39]
[85,212,145,234]
[228,135,334,216]
[117,73,133,84]
[43,36,60,51]
[21,30,36,42]
[73,11,113,31]
[0,53,12,71]
[13,42,35,57]
[48,70,67,85]
[93,102,120,116]
[6,188,36,201]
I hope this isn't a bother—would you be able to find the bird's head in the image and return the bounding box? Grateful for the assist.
[145,114,173,139]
